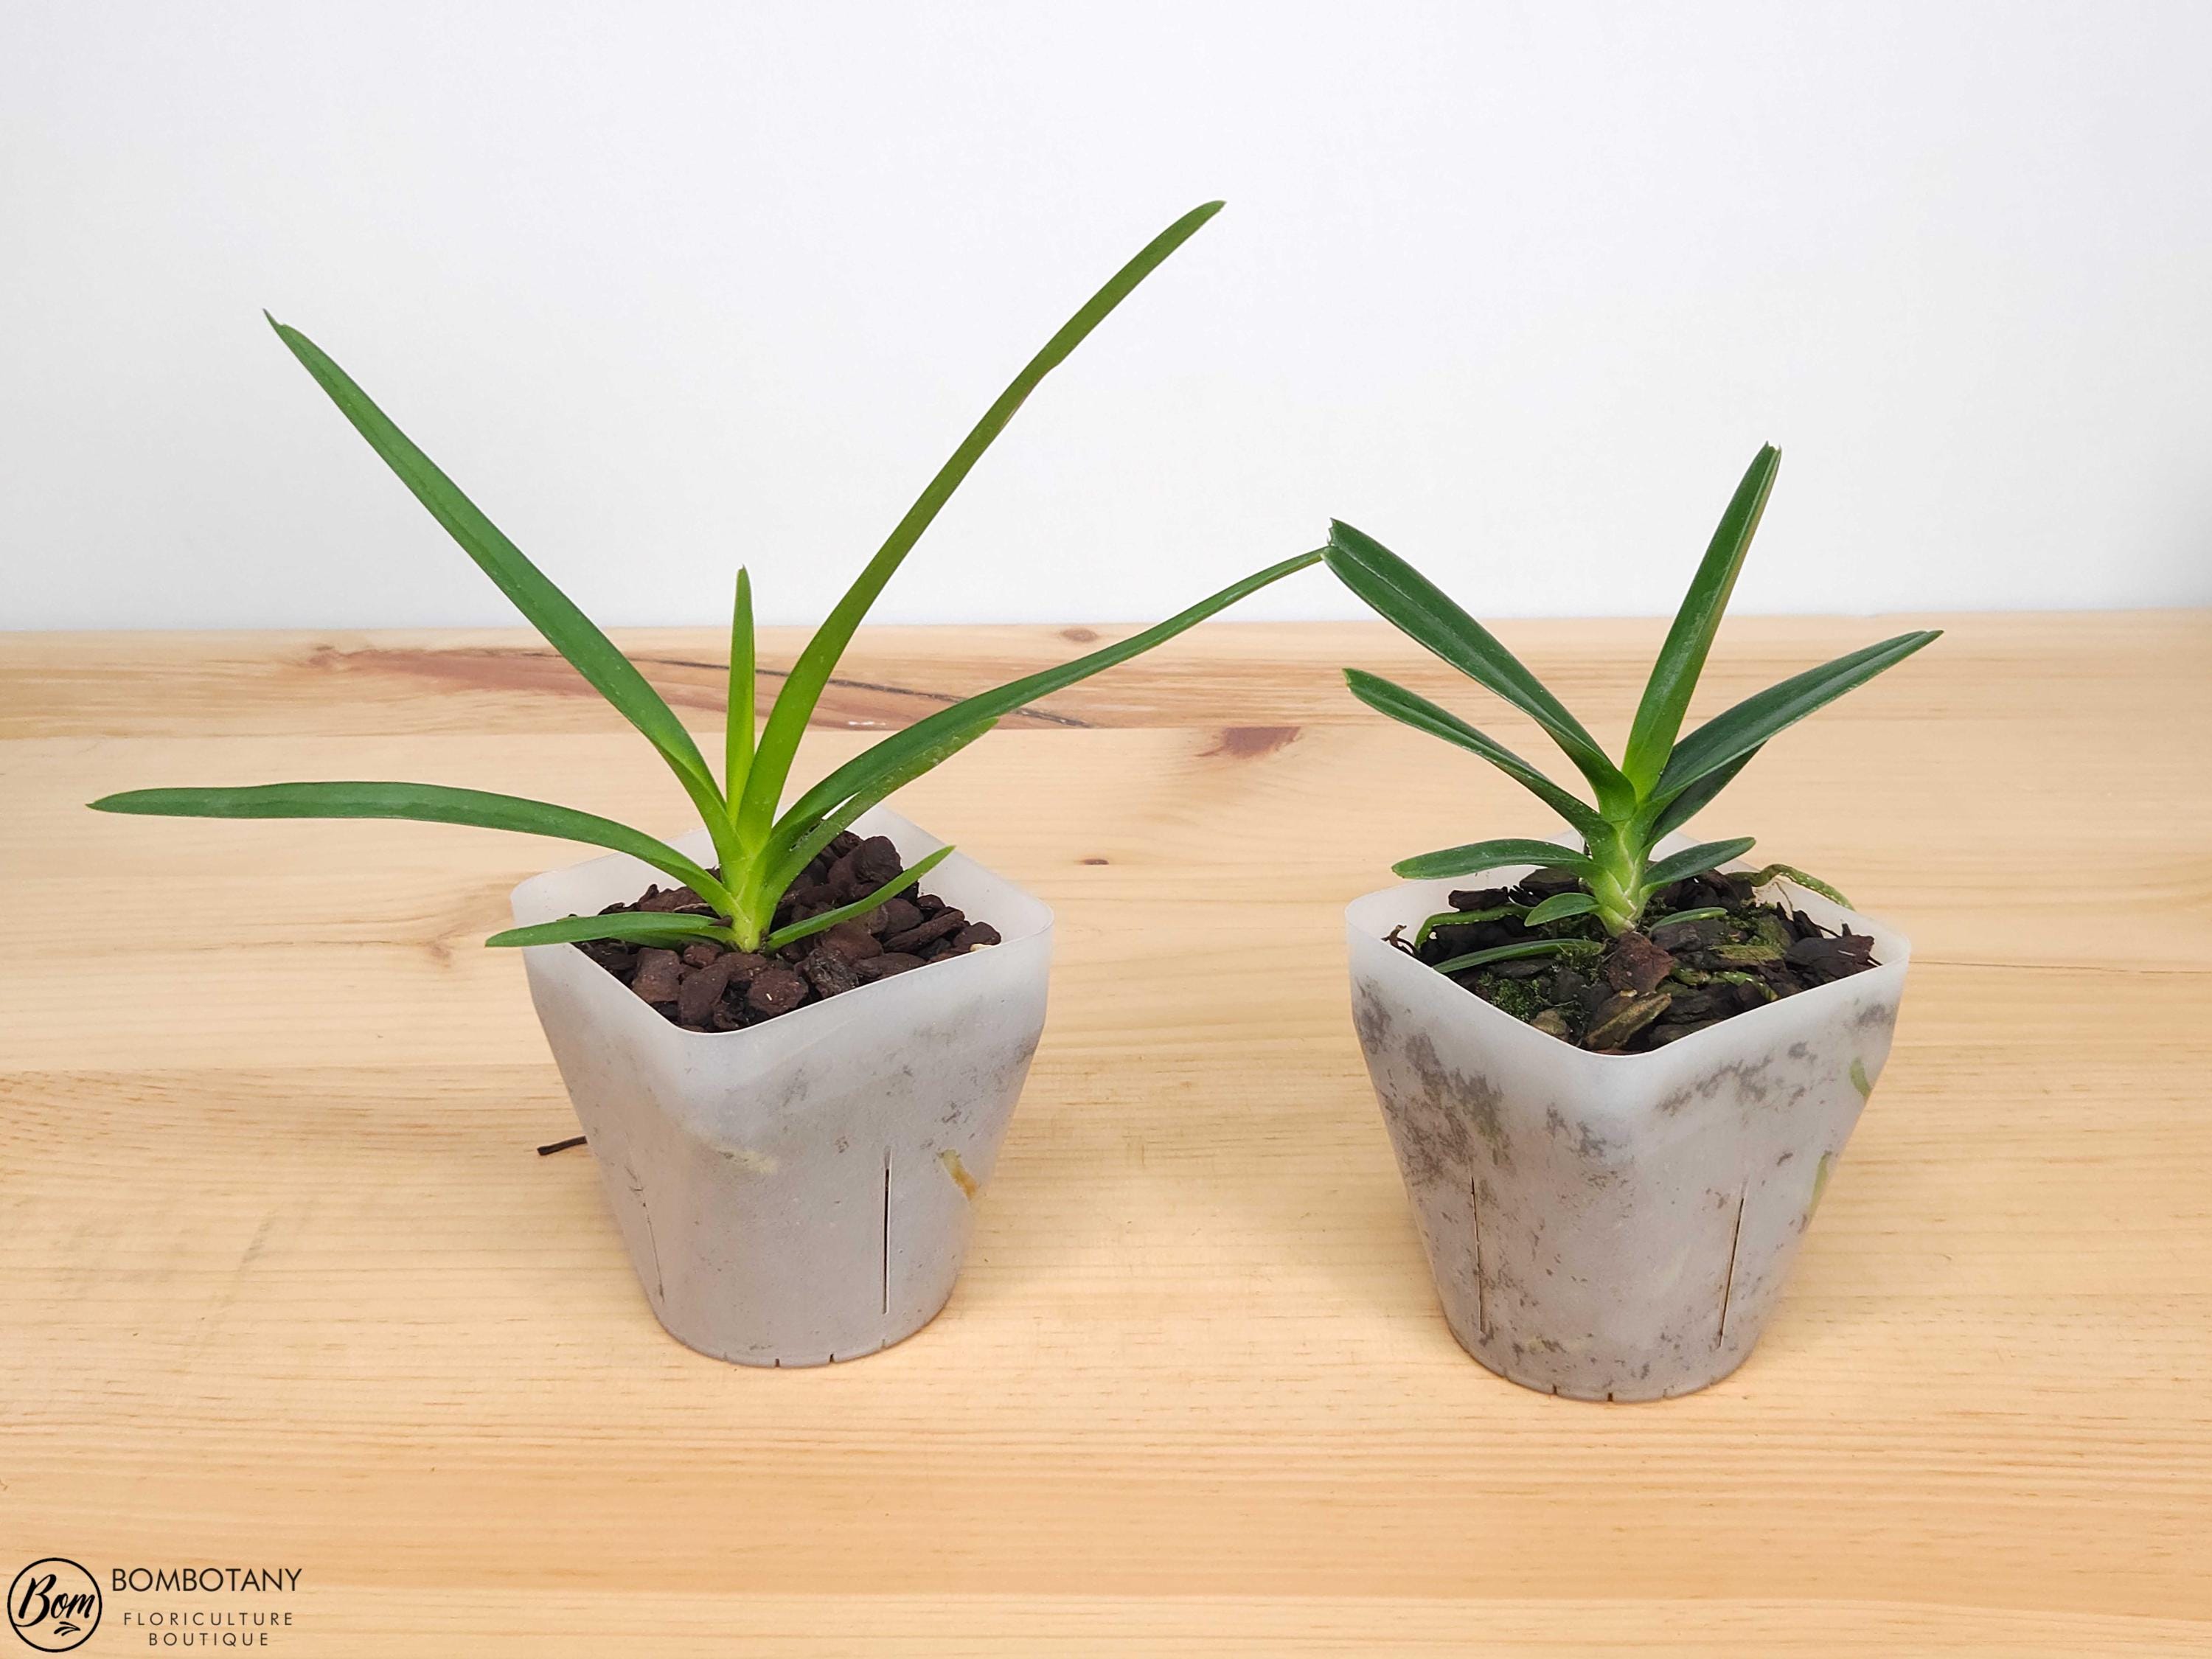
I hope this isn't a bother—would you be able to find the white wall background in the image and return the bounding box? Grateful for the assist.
[4,1,2208,631]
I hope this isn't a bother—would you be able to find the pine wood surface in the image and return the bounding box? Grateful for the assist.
[3,614,2208,1655]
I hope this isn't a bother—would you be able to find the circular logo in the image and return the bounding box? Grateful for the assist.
[7,1560,100,1652]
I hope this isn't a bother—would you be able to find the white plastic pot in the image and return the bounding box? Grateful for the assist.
[1346,846,1909,1401]
[511,806,1052,1366]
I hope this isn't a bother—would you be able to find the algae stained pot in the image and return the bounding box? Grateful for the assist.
[1346,849,1909,1401]
[511,807,1051,1366]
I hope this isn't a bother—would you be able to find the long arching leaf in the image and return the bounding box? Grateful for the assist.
[88,782,731,905]
[726,566,756,802]
[760,844,956,953]
[1646,744,1760,840]
[1342,668,1603,838]
[1621,445,1779,793]
[1640,836,1757,891]
[1392,837,1596,883]
[748,714,1000,929]
[1655,630,1942,805]
[1325,521,1632,813]
[487,912,738,950]
[1524,891,1600,925]
[773,549,1321,837]
[265,316,726,832]
[739,201,1228,832]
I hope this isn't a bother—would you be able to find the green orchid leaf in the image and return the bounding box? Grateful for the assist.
[1524,891,1600,925]
[1655,630,1942,805]
[89,781,731,907]
[726,566,756,804]
[775,549,1320,836]
[485,912,738,950]
[760,844,956,953]
[1621,445,1780,794]
[1431,939,1578,975]
[740,201,1227,831]
[1411,904,1527,946]
[1641,835,1757,892]
[1646,744,1761,840]
[1644,905,1729,928]
[1342,669,1603,838]
[265,316,725,832]
[1324,520,1632,813]
[751,714,1001,925]
[1392,837,1596,883]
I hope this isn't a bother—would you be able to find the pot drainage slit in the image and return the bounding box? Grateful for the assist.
[881,1152,892,1318]
[1716,1186,1748,1346]
[1469,1175,1488,1338]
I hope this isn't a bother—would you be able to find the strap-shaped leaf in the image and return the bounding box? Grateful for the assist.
[265,316,723,823]
[1412,903,1526,945]
[726,566,756,802]
[1655,630,1942,805]
[1392,837,1596,883]
[1325,521,1632,813]
[89,782,731,905]
[1641,836,1756,891]
[1433,939,1578,975]
[1343,669,1602,837]
[751,714,1000,925]
[739,201,1227,829]
[1525,891,1600,925]
[761,844,956,953]
[775,549,1321,835]
[1621,445,1779,793]
[1646,745,1760,840]
[487,912,738,949]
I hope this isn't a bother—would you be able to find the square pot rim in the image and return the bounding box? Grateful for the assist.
[508,805,1054,1048]
[1346,846,1910,1072]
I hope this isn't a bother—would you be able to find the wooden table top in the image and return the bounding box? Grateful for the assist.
[4,614,2208,1655]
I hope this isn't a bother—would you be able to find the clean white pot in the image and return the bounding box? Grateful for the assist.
[1346,846,1910,1401]
[510,806,1052,1366]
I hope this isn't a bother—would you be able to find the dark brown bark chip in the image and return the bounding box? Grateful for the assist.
[681,942,724,968]
[852,835,903,887]
[639,884,710,914]
[580,939,637,976]
[871,897,923,938]
[950,922,1002,952]
[630,947,683,1004]
[884,909,967,954]
[1787,931,1877,982]
[799,947,862,998]
[1649,917,1722,953]
[676,953,742,1024]
[856,952,927,981]
[1603,931,1676,995]
[817,921,883,965]
[745,964,808,1017]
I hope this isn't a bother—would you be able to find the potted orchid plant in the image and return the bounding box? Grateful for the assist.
[93,202,1319,1366]
[1329,447,1937,1399]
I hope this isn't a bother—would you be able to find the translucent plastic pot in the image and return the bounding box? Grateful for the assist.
[511,807,1051,1366]
[1346,846,1909,1401]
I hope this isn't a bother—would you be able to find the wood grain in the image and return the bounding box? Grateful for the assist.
[3,616,2208,1655]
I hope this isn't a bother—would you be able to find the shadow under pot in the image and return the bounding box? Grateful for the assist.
[510,805,1052,1366]
[1346,847,1910,1402]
